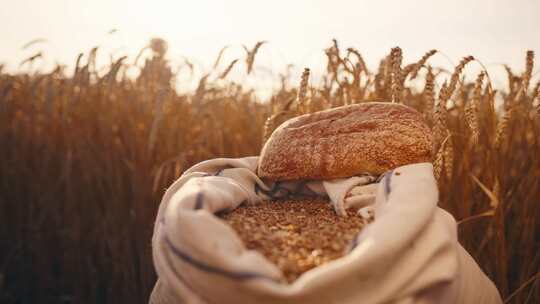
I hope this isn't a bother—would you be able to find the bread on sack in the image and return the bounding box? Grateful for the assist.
[258,102,433,181]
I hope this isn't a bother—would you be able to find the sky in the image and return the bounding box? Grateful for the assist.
[1,0,539,93]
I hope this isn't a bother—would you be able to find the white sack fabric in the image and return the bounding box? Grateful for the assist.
[150,157,502,304]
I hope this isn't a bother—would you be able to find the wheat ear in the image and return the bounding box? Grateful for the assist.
[465,72,484,144]
[423,66,435,121]
[408,49,437,80]
[219,59,239,79]
[494,105,513,148]
[390,47,403,103]
[522,50,534,93]
[245,41,267,74]
[433,132,452,182]
[443,56,474,102]
[433,81,449,146]
[297,68,310,114]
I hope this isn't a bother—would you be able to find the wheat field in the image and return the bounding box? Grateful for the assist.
[0,39,539,303]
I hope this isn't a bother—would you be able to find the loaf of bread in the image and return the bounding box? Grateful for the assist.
[258,102,433,181]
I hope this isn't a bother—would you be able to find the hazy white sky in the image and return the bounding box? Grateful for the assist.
[1,0,539,91]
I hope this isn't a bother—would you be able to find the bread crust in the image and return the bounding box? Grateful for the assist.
[258,102,433,180]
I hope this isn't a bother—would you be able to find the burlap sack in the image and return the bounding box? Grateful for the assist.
[150,157,502,304]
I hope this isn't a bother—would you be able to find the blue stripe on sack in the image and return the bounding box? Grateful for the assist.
[384,169,393,199]
[162,242,204,296]
[163,232,279,282]
[194,192,204,210]
[254,181,283,198]
[348,170,393,252]
[348,236,360,252]
[254,180,314,199]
